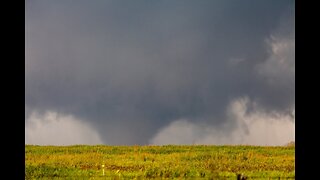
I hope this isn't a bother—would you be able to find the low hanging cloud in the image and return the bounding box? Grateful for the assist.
[26,0,294,145]
[25,111,103,145]
[256,10,295,87]
[150,22,296,146]
[150,97,294,146]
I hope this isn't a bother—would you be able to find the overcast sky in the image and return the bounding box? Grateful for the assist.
[25,0,295,146]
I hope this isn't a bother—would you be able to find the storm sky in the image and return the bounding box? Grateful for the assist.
[25,0,295,145]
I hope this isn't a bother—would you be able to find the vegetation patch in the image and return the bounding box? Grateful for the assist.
[26,145,295,179]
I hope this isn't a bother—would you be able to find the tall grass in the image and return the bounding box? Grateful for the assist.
[25,145,295,179]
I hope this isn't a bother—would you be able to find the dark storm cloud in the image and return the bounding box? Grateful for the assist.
[26,0,294,145]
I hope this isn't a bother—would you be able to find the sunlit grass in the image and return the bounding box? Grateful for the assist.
[25,145,294,179]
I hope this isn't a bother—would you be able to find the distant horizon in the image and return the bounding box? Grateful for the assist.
[25,142,295,147]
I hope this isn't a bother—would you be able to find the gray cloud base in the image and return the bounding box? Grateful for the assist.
[26,0,294,145]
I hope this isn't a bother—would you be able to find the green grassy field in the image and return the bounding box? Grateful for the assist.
[25,145,294,179]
